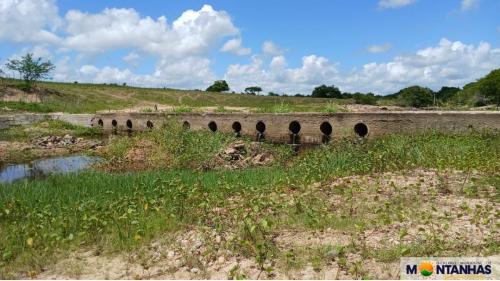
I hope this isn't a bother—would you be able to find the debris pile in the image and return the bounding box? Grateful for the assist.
[33,135,101,150]
[213,140,274,169]
[34,134,78,147]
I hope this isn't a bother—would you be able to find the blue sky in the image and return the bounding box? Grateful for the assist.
[0,0,499,94]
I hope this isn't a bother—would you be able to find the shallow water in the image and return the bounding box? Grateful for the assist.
[0,155,102,183]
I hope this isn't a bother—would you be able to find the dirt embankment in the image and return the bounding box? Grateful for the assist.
[0,86,41,103]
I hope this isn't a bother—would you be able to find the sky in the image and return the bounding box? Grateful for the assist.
[0,0,499,95]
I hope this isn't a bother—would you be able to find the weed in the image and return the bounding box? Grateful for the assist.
[0,130,498,277]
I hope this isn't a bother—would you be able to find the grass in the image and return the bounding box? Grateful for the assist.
[0,129,498,278]
[100,120,293,171]
[1,79,348,114]
[0,120,102,142]
[0,101,56,113]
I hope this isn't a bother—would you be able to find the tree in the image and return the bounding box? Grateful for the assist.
[311,84,342,98]
[268,92,279,96]
[436,86,460,103]
[396,86,434,108]
[6,53,55,91]
[353,92,378,105]
[206,80,229,92]
[244,86,262,95]
[478,69,500,106]
[341,92,353,99]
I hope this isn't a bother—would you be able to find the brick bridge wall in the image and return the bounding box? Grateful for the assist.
[91,112,500,144]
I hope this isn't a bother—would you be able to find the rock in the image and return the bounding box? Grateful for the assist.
[224,148,238,155]
[217,256,225,264]
[215,235,222,244]
[190,267,199,274]
[167,251,175,258]
[233,141,245,149]
[326,249,339,259]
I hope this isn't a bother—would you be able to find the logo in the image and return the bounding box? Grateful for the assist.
[418,262,433,277]
[401,257,498,280]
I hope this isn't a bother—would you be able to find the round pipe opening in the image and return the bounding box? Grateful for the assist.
[146,120,154,129]
[354,123,368,137]
[320,121,332,135]
[232,121,242,133]
[256,121,266,133]
[208,121,217,132]
[111,119,117,127]
[289,121,301,134]
[98,119,103,127]
[183,121,190,129]
[126,119,133,129]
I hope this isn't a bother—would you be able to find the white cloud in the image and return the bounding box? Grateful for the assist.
[262,41,284,56]
[224,55,340,94]
[220,38,251,55]
[1,1,498,96]
[461,0,479,11]
[224,38,500,95]
[343,38,500,94]
[366,43,392,53]
[63,5,239,57]
[378,0,416,9]
[61,5,239,57]
[123,52,140,67]
[64,56,215,89]
[0,0,61,44]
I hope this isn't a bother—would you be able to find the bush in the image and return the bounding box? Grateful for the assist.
[396,86,434,108]
[353,93,377,105]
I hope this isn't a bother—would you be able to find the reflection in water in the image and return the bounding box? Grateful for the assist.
[0,156,102,183]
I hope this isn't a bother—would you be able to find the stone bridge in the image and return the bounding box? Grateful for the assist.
[91,111,500,144]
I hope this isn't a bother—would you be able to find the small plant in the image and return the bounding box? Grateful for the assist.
[323,101,338,113]
[172,105,193,113]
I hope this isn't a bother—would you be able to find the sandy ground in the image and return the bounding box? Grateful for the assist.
[35,169,499,280]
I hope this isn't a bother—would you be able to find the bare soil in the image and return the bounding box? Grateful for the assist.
[0,87,41,103]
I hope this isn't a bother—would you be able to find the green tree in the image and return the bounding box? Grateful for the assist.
[206,80,229,92]
[396,86,434,108]
[436,86,460,103]
[478,69,500,106]
[311,84,342,98]
[244,86,262,95]
[353,92,378,105]
[5,53,55,91]
[267,91,279,96]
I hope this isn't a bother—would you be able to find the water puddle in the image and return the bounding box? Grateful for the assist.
[0,155,103,183]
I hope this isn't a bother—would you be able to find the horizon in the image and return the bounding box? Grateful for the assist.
[0,0,499,95]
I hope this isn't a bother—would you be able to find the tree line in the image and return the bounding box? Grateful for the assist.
[205,68,500,107]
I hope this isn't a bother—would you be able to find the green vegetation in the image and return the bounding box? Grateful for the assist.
[1,67,499,114]
[5,53,55,91]
[0,78,335,113]
[0,101,55,113]
[395,85,435,108]
[311,84,342,98]
[478,69,500,106]
[206,80,230,92]
[0,120,101,142]
[244,86,263,95]
[1,128,498,278]
[101,120,292,171]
